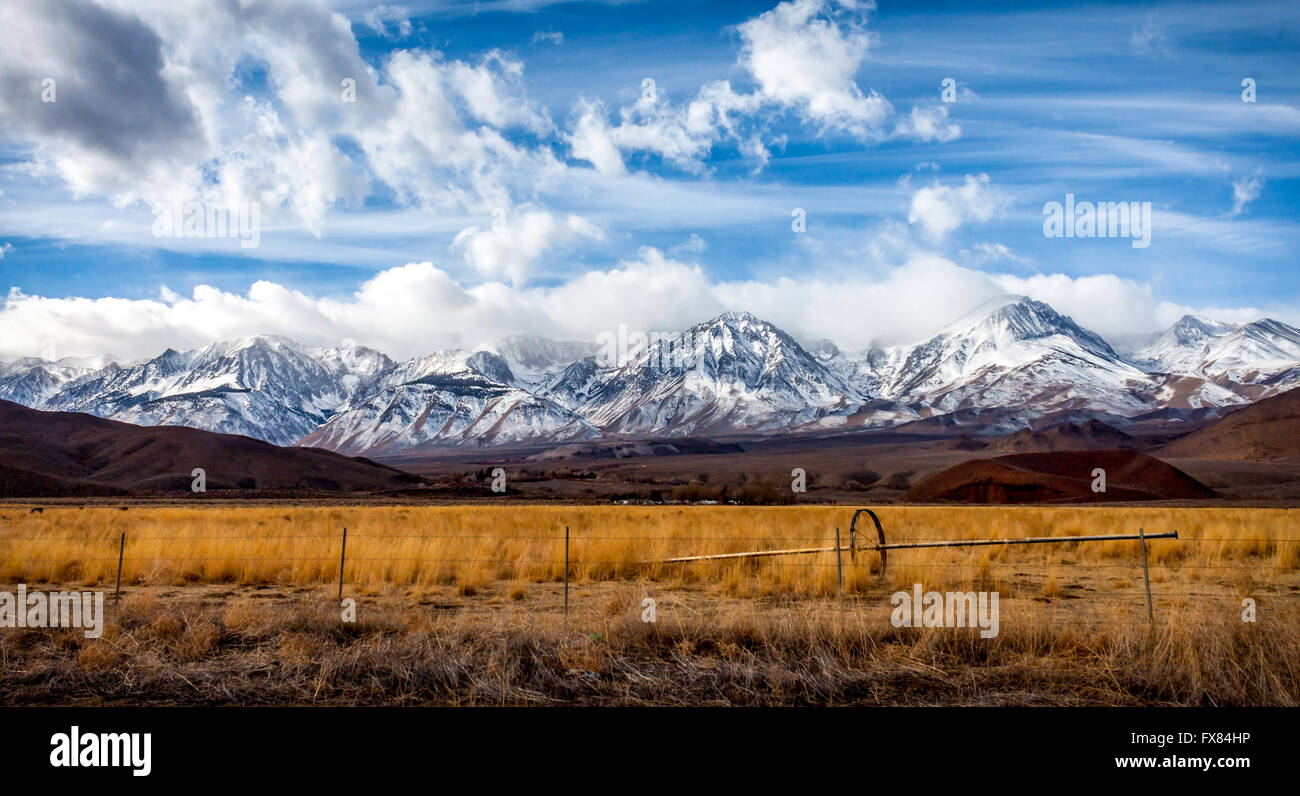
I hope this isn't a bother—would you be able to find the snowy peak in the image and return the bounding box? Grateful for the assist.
[576,311,857,436]
[884,295,1150,416]
[938,295,1117,358]
[1166,314,1236,346]
[1138,315,1300,374]
[672,311,836,385]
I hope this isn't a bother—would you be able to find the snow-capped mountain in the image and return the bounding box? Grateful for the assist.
[1134,315,1300,405]
[877,296,1159,417]
[0,355,116,407]
[35,336,394,445]
[298,348,596,454]
[3,298,1298,454]
[574,311,859,436]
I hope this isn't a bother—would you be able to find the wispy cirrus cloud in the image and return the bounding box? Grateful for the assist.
[1228,175,1264,217]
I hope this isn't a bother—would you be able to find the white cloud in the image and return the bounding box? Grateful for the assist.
[670,233,708,256]
[1228,175,1263,217]
[566,0,956,175]
[447,51,553,135]
[715,255,997,347]
[568,99,628,176]
[0,253,716,362]
[0,0,207,204]
[363,4,413,38]
[893,104,961,143]
[907,173,1010,239]
[5,252,1284,363]
[532,30,564,46]
[452,208,604,285]
[734,0,891,138]
[0,0,559,232]
[989,272,1181,339]
[966,242,1033,268]
[568,83,719,175]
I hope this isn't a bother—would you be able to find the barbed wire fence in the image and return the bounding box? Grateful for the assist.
[2,521,1297,631]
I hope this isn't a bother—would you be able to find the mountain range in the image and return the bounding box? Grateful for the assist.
[3,296,1298,457]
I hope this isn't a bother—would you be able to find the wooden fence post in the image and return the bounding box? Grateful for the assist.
[1138,527,1154,624]
[114,532,125,605]
[834,526,843,598]
[338,526,348,603]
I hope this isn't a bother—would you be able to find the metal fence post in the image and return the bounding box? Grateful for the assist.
[1138,527,1154,624]
[563,525,570,621]
[338,526,347,603]
[114,531,125,605]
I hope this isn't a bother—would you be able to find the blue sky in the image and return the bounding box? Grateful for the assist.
[0,0,1296,361]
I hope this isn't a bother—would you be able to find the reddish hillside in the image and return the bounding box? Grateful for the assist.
[1158,388,1300,461]
[904,449,1215,504]
[0,400,426,496]
[989,419,1136,453]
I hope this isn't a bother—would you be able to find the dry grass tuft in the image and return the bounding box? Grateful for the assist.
[1,584,1292,706]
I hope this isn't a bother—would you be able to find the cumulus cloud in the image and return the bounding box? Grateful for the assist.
[907,174,1010,239]
[452,208,604,285]
[734,0,890,138]
[712,257,1249,346]
[893,104,961,143]
[0,252,717,362]
[3,251,1276,363]
[567,84,716,176]
[568,99,629,176]
[5,0,959,229]
[0,0,206,202]
[0,0,558,232]
[567,0,956,174]
[989,272,1182,338]
[446,51,553,135]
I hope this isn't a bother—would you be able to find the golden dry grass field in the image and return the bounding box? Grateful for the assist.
[2,504,1298,706]
[3,504,1297,594]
